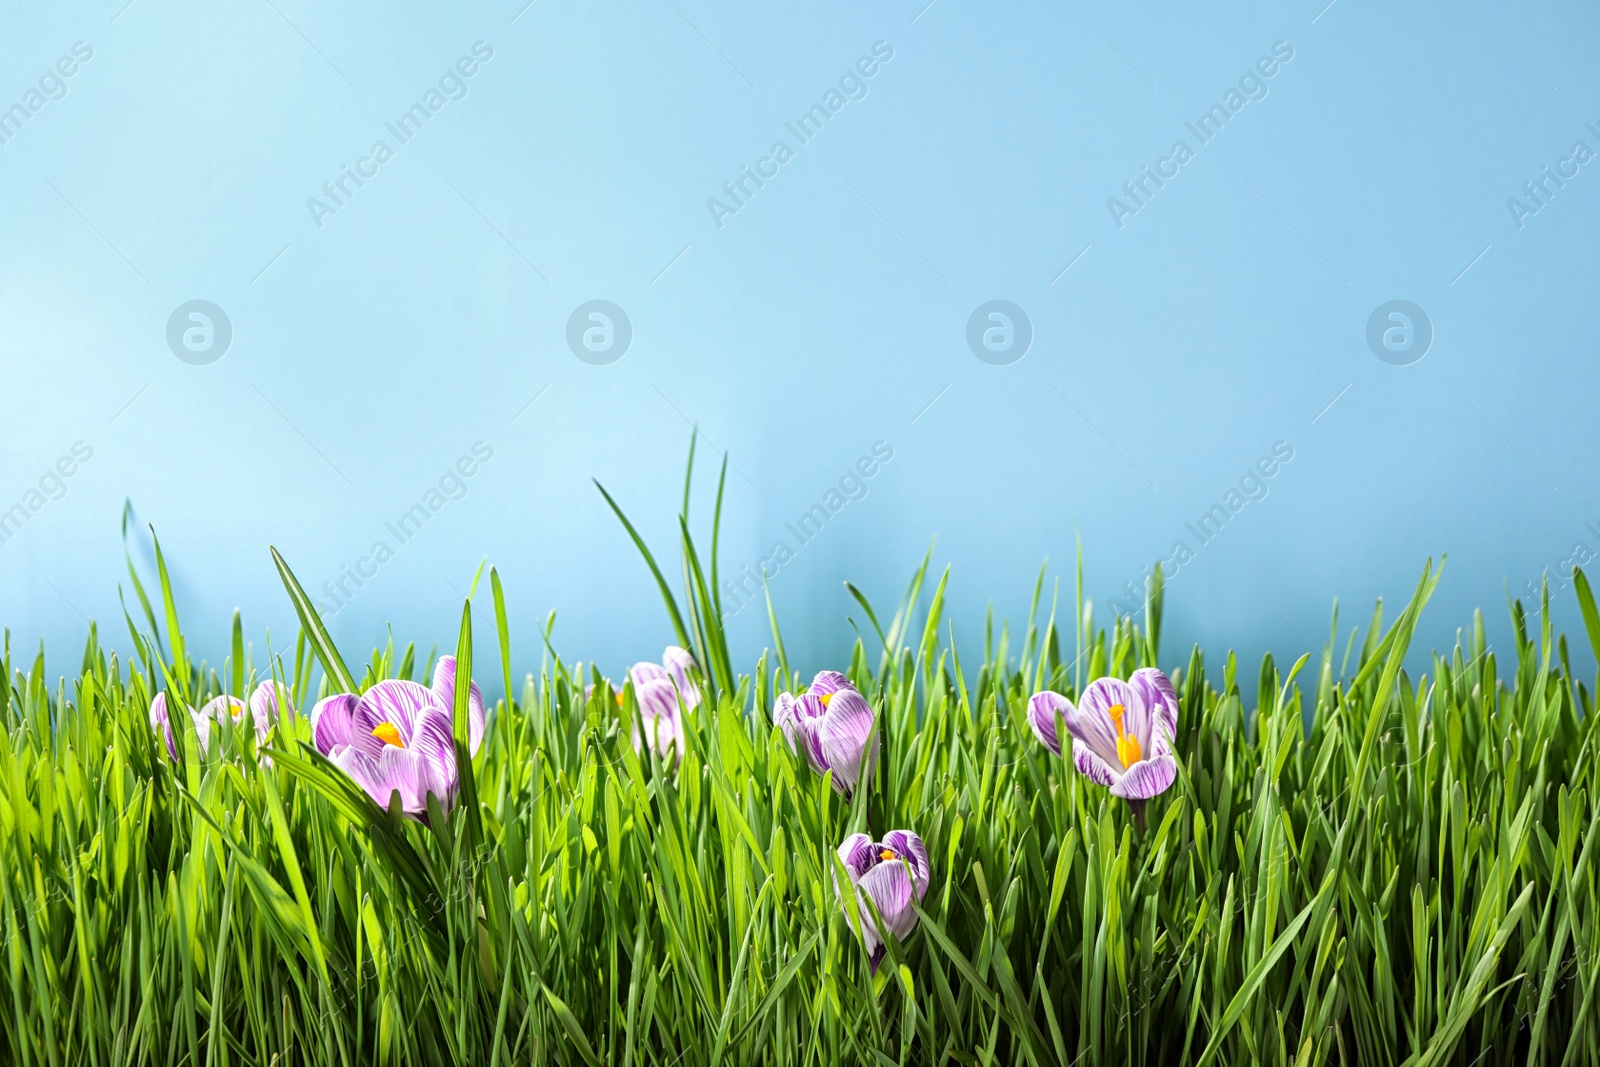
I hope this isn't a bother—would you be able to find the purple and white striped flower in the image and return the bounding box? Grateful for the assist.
[772,671,878,797]
[1028,667,1179,802]
[149,680,295,762]
[310,655,486,816]
[623,646,699,763]
[835,830,931,972]
[149,691,188,762]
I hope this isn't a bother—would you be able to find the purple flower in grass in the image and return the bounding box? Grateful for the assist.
[149,691,186,762]
[1028,667,1179,802]
[772,671,878,797]
[835,830,931,972]
[310,654,486,817]
[630,646,700,713]
[622,646,698,763]
[149,680,294,763]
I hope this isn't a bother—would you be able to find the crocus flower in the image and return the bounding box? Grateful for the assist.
[310,654,486,816]
[772,671,877,797]
[149,680,294,762]
[148,691,186,762]
[835,830,931,972]
[623,646,699,762]
[1028,667,1179,802]
[630,646,700,713]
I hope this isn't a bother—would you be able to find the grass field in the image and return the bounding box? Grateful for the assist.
[4,458,1600,1065]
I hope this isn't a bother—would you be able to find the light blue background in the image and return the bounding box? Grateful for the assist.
[3,0,1598,689]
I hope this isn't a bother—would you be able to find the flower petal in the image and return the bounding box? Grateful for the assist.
[632,707,685,763]
[773,692,826,770]
[809,670,855,697]
[409,709,459,801]
[836,833,878,880]
[772,692,800,736]
[629,677,686,763]
[1072,678,1136,768]
[818,689,877,796]
[355,680,439,742]
[787,704,829,774]
[1072,738,1120,787]
[629,661,667,689]
[661,646,701,712]
[189,709,212,756]
[1027,691,1070,756]
[1109,754,1177,800]
[250,681,293,732]
[857,858,921,943]
[1131,667,1179,743]
[430,655,487,756]
[199,694,245,724]
[634,677,681,726]
[331,747,388,807]
[879,830,931,895]
[311,694,358,756]
[149,692,179,762]
[376,746,440,814]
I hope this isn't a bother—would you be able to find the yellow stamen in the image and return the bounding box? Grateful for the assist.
[371,722,405,748]
[820,692,834,708]
[615,690,624,706]
[1107,703,1142,768]
[879,849,896,862]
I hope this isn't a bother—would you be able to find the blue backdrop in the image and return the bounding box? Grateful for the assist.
[3,0,1597,688]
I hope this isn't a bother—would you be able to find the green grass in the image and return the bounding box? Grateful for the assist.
[5,461,1600,1064]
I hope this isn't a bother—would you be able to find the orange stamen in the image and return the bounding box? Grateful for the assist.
[1107,703,1142,768]
[371,722,405,748]
[879,849,896,862]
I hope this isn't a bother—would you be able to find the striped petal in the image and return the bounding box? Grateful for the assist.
[199,694,246,724]
[661,646,701,712]
[409,709,459,800]
[635,677,682,726]
[809,671,855,698]
[374,745,441,814]
[1072,738,1119,787]
[1072,678,1136,768]
[837,833,878,880]
[629,661,668,689]
[1131,667,1179,742]
[773,692,827,771]
[331,748,387,807]
[430,655,487,756]
[879,830,931,892]
[311,694,358,756]
[1109,753,1177,800]
[149,692,179,763]
[1027,691,1070,756]
[788,697,830,773]
[250,681,294,734]
[818,688,877,797]
[858,858,922,939]
[630,678,686,763]
[355,680,434,742]
[771,692,800,737]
